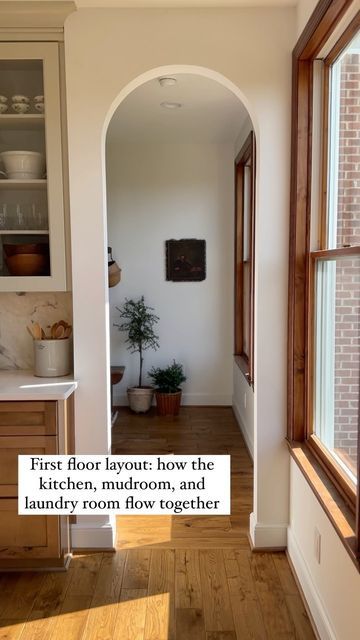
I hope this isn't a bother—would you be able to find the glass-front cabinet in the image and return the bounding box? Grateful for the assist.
[0,42,67,291]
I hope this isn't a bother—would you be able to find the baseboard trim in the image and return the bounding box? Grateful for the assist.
[113,392,232,406]
[287,527,336,640]
[232,400,254,460]
[249,512,287,549]
[71,523,115,549]
[286,549,321,640]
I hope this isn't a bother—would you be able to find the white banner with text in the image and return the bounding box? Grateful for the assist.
[18,455,230,515]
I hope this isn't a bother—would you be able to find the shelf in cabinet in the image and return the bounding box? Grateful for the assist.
[0,114,45,129]
[0,179,47,190]
[0,229,48,235]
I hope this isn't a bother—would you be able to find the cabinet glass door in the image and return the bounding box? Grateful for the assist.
[0,43,66,291]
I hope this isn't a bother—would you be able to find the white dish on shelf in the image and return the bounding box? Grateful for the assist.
[11,94,29,104]
[0,151,44,180]
[12,102,30,114]
[34,95,44,103]
[0,95,8,104]
[0,104,8,114]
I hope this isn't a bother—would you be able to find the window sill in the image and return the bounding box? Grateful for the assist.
[234,355,253,387]
[287,440,359,571]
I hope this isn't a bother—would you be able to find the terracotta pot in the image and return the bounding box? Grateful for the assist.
[155,390,182,416]
[127,386,154,413]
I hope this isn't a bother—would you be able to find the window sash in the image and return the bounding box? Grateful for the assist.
[234,132,255,384]
[307,247,360,504]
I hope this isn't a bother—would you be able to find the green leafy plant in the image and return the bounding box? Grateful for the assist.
[114,296,159,387]
[148,360,187,393]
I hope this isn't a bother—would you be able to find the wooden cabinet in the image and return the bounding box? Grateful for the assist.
[0,396,73,569]
[0,42,68,291]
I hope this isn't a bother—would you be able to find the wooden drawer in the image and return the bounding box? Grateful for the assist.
[0,401,57,436]
[0,499,60,560]
[0,435,57,497]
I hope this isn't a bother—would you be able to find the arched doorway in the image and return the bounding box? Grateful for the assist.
[103,67,256,547]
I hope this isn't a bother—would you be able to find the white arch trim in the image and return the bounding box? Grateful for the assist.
[102,64,259,142]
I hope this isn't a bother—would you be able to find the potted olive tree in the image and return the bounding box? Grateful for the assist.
[148,360,186,416]
[114,296,159,413]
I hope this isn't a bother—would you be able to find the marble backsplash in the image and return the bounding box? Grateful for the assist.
[0,292,72,370]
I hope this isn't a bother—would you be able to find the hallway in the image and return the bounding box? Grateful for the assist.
[111,406,315,639]
[0,408,315,639]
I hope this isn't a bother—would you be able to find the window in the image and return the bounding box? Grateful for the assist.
[310,23,360,493]
[288,0,360,565]
[234,132,255,384]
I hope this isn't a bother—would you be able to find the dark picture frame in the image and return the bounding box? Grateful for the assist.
[166,239,206,282]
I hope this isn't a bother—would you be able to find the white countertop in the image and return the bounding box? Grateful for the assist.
[0,370,77,401]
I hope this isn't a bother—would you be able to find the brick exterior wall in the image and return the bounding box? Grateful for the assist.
[333,52,360,475]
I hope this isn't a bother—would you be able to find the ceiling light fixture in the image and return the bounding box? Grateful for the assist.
[158,77,177,87]
[160,101,183,110]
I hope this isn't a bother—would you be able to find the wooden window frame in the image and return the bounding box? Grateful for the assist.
[234,131,256,386]
[288,0,360,567]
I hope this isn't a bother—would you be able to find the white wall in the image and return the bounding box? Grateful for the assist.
[289,460,360,640]
[296,0,317,37]
[64,6,295,547]
[107,142,234,406]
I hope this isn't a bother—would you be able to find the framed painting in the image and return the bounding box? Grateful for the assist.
[166,239,206,282]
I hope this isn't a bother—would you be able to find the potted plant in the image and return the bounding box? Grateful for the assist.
[148,360,187,416]
[114,296,159,413]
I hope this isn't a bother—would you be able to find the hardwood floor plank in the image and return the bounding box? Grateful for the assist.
[223,549,267,640]
[198,550,234,633]
[20,569,75,640]
[284,595,315,640]
[115,589,148,640]
[48,553,104,640]
[0,620,25,640]
[81,599,120,640]
[0,573,45,620]
[175,550,202,609]
[90,552,126,603]
[205,632,237,640]
[47,595,92,640]
[250,553,296,640]
[176,608,206,640]
[272,554,299,596]
[66,554,103,597]
[80,552,127,640]
[122,550,151,590]
[144,549,175,640]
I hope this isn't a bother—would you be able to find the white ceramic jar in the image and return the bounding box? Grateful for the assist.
[34,338,71,377]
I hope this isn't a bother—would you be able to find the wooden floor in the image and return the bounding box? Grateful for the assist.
[0,407,315,639]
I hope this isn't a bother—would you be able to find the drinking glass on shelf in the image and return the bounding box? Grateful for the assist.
[0,204,7,229]
[15,203,25,230]
[31,203,48,230]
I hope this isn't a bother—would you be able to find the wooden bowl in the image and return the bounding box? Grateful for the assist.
[3,243,49,257]
[5,253,48,276]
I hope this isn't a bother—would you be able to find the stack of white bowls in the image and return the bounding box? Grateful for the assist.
[34,95,44,113]
[0,95,8,114]
[11,94,30,114]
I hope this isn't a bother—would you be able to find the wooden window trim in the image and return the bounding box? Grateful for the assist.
[234,131,256,386]
[288,0,360,563]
